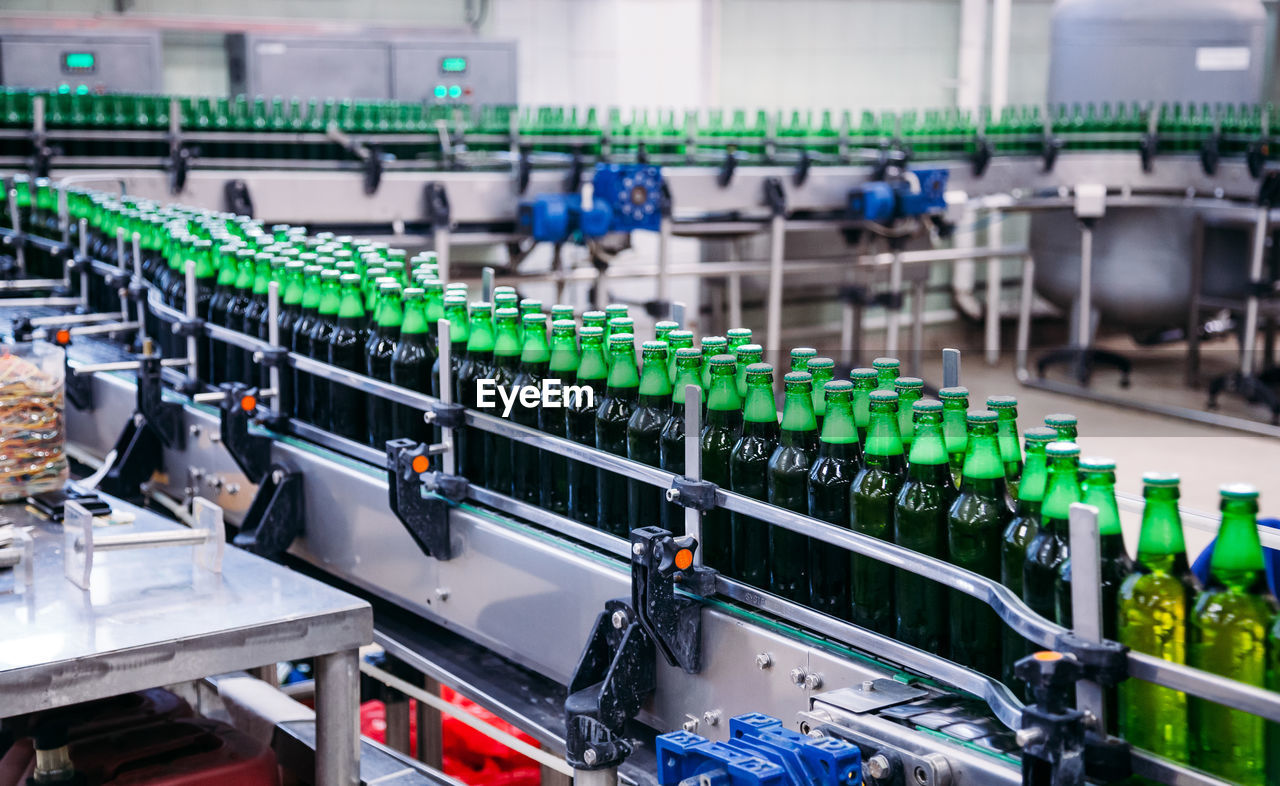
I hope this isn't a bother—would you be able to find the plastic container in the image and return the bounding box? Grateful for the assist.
[0,341,67,501]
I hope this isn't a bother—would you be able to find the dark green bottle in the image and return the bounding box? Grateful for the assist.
[807,357,834,431]
[305,269,342,429]
[734,344,764,400]
[274,260,305,414]
[1190,484,1275,785]
[510,313,551,503]
[987,395,1023,499]
[729,363,779,586]
[767,371,819,604]
[849,389,906,634]
[581,311,607,345]
[872,357,899,389]
[567,326,607,526]
[654,320,679,347]
[390,288,432,445]
[364,280,403,441]
[947,410,1012,676]
[208,244,239,384]
[432,295,469,407]
[894,399,956,653]
[808,380,861,620]
[486,307,523,494]
[789,347,816,372]
[226,249,257,385]
[1000,427,1056,686]
[1045,412,1078,442]
[540,320,579,515]
[596,333,640,536]
[699,355,742,571]
[1118,473,1194,766]
[1058,457,1134,643]
[659,348,704,531]
[894,377,923,447]
[666,329,694,381]
[327,273,370,442]
[850,368,877,443]
[699,336,727,389]
[938,387,970,485]
[627,341,672,527]
[455,302,495,481]
[1023,442,1079,627]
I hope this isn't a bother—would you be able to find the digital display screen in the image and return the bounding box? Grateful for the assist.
[62,52,96,74]
[440,57,467,74]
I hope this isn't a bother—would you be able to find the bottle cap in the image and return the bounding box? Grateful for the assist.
[675,347,703,359]
[1141,472,1179,487]
[1046,441,1080,457]
[966,409,997,424]
[868,389,899,404]
[784,371,812,384]
[608,333,634,346]
[1080,457,1116,472]
[938,386,969,400]
[1220,483,1258,499]
[895,376,924,390]
[823,379,854,393]
[851,367,877,381]
[745,362,774,379]
[986,395,1017,409]
[709,354,737,368]
[808,357,835,370]
[580,325,604,337]
[1024,427,1057,443]
[1045,413,1077,426]
[872,357,899,370]
[912,399,943,414]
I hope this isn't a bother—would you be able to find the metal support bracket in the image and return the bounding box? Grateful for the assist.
[62,348,95,412]
[1200,134,1221,177]
[167,144,193,194]
[1246,140,1268,179]
[171,314,205,339]
[136,354,186,449]
[1042,135,1063,172]
[224,179,254,217]
[630,526,713,674]
[363,146,386,195]
[428,401,466,430]
[667,477,717,512]
[793,149,812,186]
[716,151,738,188]
[386,438,455,560]
[564,599,654,771]
[423,181,451,227]
[96,353,185,500]
[218,383,274,483]
[1015,651,1087,786]
[763,176,787,217]
[232,464,305,560]
[971,136,993,177]
[1138,133,1157,173]
[516,144,533,194]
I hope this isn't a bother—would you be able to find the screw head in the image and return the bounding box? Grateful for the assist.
[861,680,876,692]
[665,488,680,502]
[271,469,285,484]
[789,667,806,686]
[435,587,450,602]
[631,542,646,557]
[1015,727,1044,748]
[583,749,597,766]
[611,610,628,629]
[755,652,772,670]
[803,672,824,690]
[702,710,720,726]
[682,717,698,733]
[806,728,824,740]
[865,754,891,780]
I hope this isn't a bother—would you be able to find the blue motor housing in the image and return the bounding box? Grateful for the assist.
[848,168,949,224]
[656,714,861,786]
[592,163,663,233]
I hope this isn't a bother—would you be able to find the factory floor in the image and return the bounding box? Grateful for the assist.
[882,316,1280,560]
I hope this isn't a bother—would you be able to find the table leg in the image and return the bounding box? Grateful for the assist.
[315,649,360,786]
[416,676,444,769]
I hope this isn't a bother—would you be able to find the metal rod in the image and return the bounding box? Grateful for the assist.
[985,255,1001,365]
[886,251,903,357]
[314,649,361,786]
[765,213,786,360]
[657,217,672,305]
[1240,206,1269,376]
[943,347,961,388]
[1076,221,1093,349]
[435,225,452,284]
[77,218,90,307]
[727,273,743,332]
[75,528,208,553]
[7,189,23,277]
[438,318,456,476]
[1067,502,1106,728]
[1015,255,1035,380]
[481,266,494,301]
[910,279,926,376]
[184,260,197,372]
[267,280,281,408]
[683,384,703,566]
[0,278,65,291]
[132,232,147,345]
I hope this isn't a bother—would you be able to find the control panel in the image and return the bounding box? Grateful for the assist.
[0,31,162,93]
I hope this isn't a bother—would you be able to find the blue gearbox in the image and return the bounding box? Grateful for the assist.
[656,713,861,786]
[592,163,663,232]
[848,168,948,224]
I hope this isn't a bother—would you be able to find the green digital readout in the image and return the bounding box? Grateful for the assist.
[63,52,96,73]
[440,57,467,73]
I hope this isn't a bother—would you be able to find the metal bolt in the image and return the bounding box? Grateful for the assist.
[755,652,772,670]
[1015,728,1044,748]
[226,483,240,495]
[803,672,824,690]
[253,351,264,363]
[189,424,202,438]
[133,413,145,427]
[436,587,450,602]
[682,716,698,733]
[789,667,806,686]
[702,710,720,727]
[271,468,285,485]
[631,542,646,557]
[207,476,223,490]
[611,610,629,629]
[582,749,597,766]
[423,411,437,423]
[864,754,891,781]
[861,680,876,692]
[806,728,824,740]
[665,488,680,503]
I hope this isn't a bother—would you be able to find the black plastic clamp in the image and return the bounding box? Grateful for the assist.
[1041,135,1063,173]
[793,149,812,186]
[167,145,193,195]
[1246,140,1269,180]
[971,136,994,177]
[564,146,585,192]
[1257,170,1280,208]
[233,463,306,561]
[257,345,290,369]
[386,438,456,560]
[224,179,255,217]
[1052,632,1129,688]
[57,335,94,411]
[125,280,147,303]
[631,526,714,674]
[218,383,274,483]
[1248,278,1276,298]
[170,316,205,339]
[668,476,717,512]
[516,144,533,195]
[763,176,787,217]
[1139,133,1157,173]
[136,354,186,450]
[636,141,649,166]
[875,290,906,310]
[429,400,466,430]
[30,143,56,180]
[104,268,131,290]
[65,254,90,275]
[424,181,452,227]
[716,150,738,188]
[1200,134,1221,177]
[362,146,386,195]
[1015,652,1087,786]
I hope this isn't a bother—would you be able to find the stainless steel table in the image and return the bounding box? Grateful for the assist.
[0,494,372,786]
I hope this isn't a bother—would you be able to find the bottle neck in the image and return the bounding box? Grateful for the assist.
[1209,498,1265,592]
[906,420,948,478]
[864,408,904,460]
[779,389,817,447]
[1040,459,1081,533]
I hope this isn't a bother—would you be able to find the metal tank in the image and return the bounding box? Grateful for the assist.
[1031,0,1267,330]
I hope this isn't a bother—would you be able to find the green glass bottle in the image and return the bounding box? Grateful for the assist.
[581,311,606,343]
[808,357,834,430]
[567,326,607,526]
[627,341,672,527]
[699,355,742,571]
[596,333,640,536]
[1023,442,1080,628]
[734,344,764,400]
[872,357,900,390]
[1000,427,1056,686]
[894,377,924,447]
[849,389,906,634]
[1045,412,1078,442]
[850,368,877,443]
[789,347,817,372]
[208,244,239,384]
[666,329,694,381]
[659,348,704,531]
[327,273,370,442]
[730,363,779,586]
[273,260,305,413]
[390,287,433,445]
[486,307,523,494]
[700,336,727,388]
[431,294,469,410]
[808,380,861,620]
[894,399,956,653]
[767,372,819,604]
[1118,473,1195,766]
[305,269,342,429]
[289,261,323,421]
[987,395,1023,499]
[456,302,495,481]
[726,327,753,357]
[654,320,679,347]
[1058,457,1134,641]
[947,410,1012,676]
[540,319,579,515]
[365,281,404,447]
[1190,484,1275,785]
[938,387,970,485]
[509,313,551,503]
